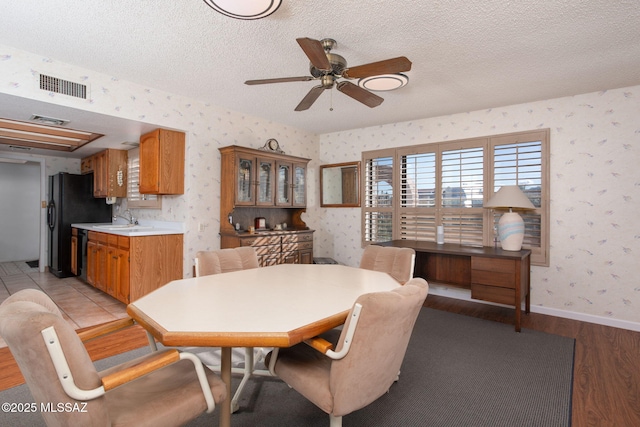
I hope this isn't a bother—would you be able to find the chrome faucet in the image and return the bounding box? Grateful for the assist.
[113,209,138,225]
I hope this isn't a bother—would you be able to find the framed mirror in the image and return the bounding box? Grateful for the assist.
[320,161,361,207]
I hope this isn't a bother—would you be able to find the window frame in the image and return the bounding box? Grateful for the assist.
[362,129,549,266]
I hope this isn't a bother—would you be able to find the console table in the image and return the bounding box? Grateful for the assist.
[379,240,531,332]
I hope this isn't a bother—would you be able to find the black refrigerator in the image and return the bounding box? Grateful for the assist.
[47,172,112,278]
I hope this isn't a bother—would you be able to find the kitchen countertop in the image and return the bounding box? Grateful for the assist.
[72,220,184,237]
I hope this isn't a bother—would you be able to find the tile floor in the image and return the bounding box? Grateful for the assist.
[0,261,128,348]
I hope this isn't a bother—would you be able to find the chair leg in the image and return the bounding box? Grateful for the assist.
[230,347,255,412]
[329,414,343,427]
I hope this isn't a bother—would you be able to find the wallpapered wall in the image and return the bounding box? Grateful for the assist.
[0,44,320,279]
[1,44,638,327]
[318,89,640,325]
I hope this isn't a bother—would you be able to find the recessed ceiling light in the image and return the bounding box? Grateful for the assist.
[358,74,409,91]
[0,118,102,152]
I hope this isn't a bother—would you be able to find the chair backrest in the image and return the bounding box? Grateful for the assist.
[359,245,416,284]
[194,247,259,277]
[329,277,428,417]
[0,290,109,426]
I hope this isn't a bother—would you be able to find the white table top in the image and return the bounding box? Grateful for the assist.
[127,264,400,348]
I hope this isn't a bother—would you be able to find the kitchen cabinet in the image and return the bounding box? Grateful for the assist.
[139,128,185,195]
[82,149,128,198]
[70,228,78,275]
[86,230,182,303]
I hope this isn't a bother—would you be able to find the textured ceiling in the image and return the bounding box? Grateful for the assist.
[1,0,640,138]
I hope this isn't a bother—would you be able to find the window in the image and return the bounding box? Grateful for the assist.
[362,129,549,266]
[362,150,394,243]
[126,148,162,209]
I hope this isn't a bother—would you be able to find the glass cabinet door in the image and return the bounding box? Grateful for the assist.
[236,156,254,205]
[256,158,274,205]
[276,162,291,205]
[292,164,306,206]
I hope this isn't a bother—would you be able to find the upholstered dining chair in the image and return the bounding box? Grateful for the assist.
[194,247,269,412]
[359,245,416,284]
[266,277,429,427]
[0,288,227,427]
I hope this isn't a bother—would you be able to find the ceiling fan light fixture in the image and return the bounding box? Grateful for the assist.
[357,74,409,91]
[202,0,281,20]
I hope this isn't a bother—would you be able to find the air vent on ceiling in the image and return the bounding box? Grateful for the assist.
[39,74,87,99]
[9,145,32,151]
[29,114,69,126]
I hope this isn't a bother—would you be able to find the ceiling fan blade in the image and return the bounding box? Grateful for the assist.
[245,76,314,85]
[295,86,326,111]
[296,37,331,72]
[342,56,412,79]
[336,81,384,108]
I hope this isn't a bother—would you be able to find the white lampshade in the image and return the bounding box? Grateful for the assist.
[484,185,535,210]
[202,0,282,20]
[484,186,535,251]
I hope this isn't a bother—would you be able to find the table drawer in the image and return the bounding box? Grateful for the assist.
[471,257,516,288]
[471,284,515,306]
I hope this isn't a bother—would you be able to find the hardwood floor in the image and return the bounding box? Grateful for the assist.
[1,264,638,426]
[424,294,640,427]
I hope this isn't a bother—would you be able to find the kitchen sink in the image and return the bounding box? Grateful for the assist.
[93,224,154,231]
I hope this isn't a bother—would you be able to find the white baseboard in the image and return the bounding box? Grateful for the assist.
[428,285,640,333]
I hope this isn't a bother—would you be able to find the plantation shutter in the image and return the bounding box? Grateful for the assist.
[362,152,394,243]
[127,148,161,209]
[491,133,547,264]
[398,150,437,240]
[439,145,484,245]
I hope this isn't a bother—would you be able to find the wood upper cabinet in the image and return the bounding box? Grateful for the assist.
[82,149,128,198]
[139,128,185,195]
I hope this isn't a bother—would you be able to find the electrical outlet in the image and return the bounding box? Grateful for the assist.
[198,223,207,232]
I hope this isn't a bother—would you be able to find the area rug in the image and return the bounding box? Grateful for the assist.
[0,308,574,426]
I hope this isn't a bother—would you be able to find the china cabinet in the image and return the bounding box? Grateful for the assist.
[219,145,313,264]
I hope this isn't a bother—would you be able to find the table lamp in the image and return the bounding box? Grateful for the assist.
[484,185,535,251]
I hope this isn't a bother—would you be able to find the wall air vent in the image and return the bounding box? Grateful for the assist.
[39,74,87,99]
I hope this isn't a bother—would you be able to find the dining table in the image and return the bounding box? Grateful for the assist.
[126,263,401,427]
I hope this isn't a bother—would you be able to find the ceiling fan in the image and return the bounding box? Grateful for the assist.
[245,37,412,111]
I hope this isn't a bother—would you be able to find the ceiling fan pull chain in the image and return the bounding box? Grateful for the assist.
[330,87,334,111]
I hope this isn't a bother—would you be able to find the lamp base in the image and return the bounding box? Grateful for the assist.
[497,212,525,251]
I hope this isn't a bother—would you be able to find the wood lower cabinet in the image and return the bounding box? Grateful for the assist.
[222,230,314,267]
[70,229,78,276]
[86,231,183,303]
